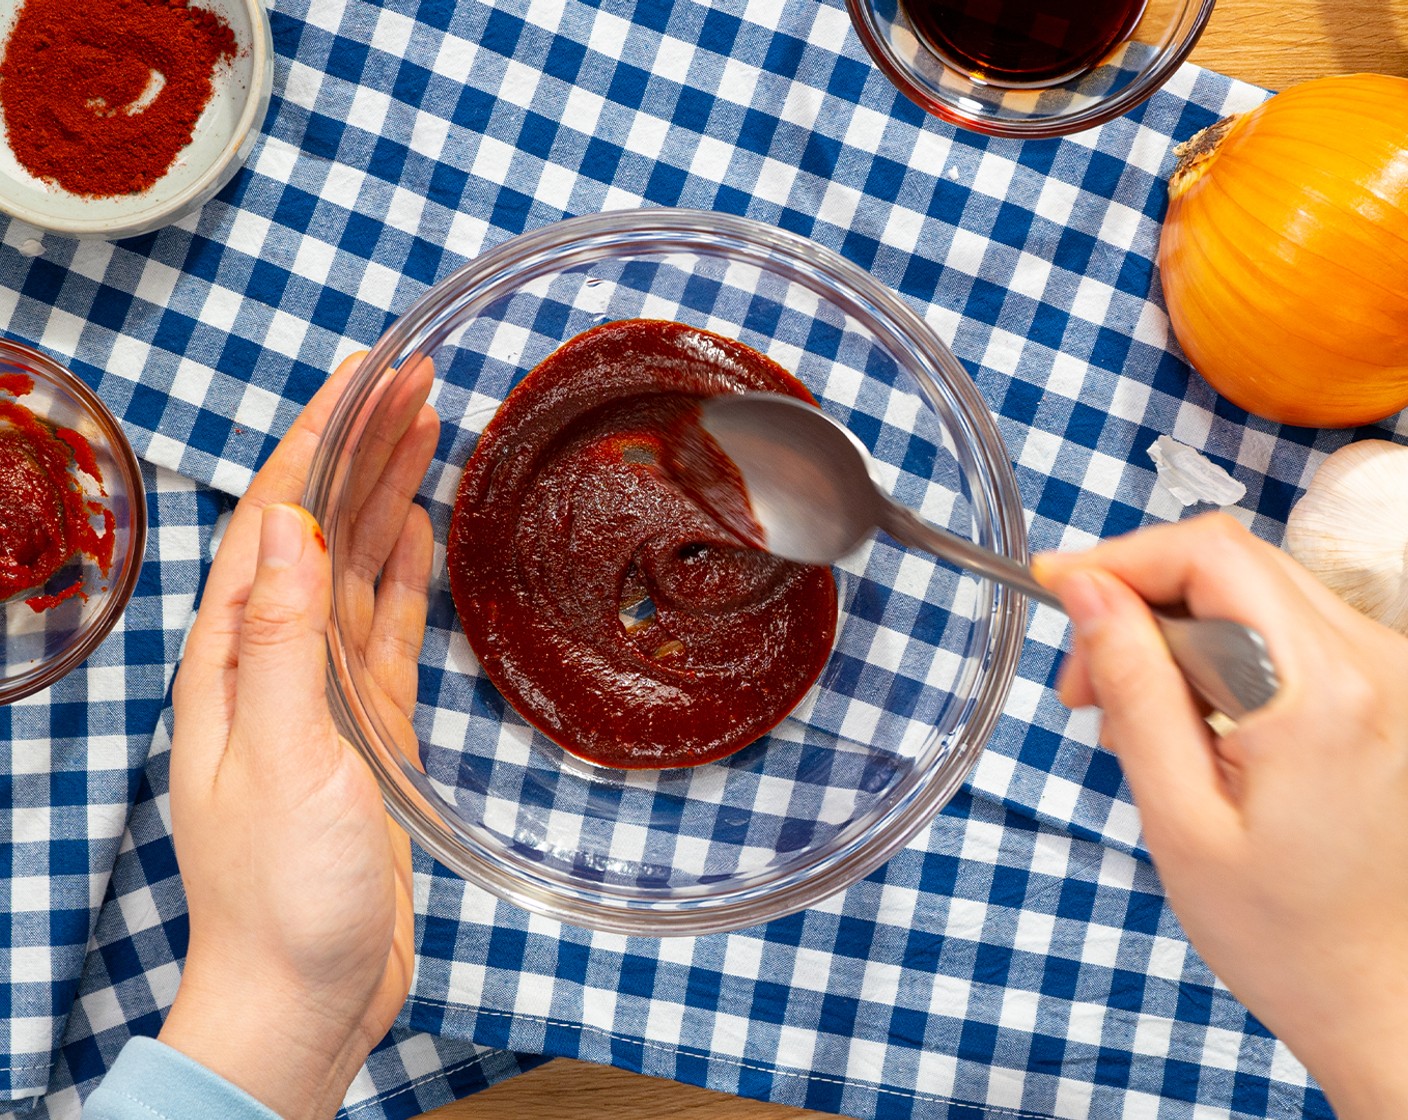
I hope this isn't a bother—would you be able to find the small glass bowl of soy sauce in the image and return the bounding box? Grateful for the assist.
[847,0,1216,138]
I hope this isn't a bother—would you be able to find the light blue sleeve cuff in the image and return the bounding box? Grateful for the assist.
[84,1036,284,1120]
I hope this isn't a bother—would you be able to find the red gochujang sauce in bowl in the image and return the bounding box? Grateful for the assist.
[446,319,838,770]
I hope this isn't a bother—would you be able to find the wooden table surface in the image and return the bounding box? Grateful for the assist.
[419,3,1408,1117]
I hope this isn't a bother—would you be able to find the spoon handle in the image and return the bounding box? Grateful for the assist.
[878,503,1280,720]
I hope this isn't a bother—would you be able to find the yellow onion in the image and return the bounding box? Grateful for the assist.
[1159,74,1408,428]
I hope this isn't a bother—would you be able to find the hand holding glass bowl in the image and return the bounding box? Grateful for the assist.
[305,209,1030,935]
[847,0,1217,138]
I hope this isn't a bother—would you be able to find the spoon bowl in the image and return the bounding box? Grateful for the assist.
[698,390,881,565]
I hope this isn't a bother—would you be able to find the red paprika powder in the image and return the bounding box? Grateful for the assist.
[0,0,237,198]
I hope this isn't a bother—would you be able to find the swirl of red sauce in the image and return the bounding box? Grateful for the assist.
[447,319,838,770]
[0,374,115,611]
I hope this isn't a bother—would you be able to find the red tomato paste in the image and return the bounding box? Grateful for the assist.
[447,319,838,770]
[0,375,115,611]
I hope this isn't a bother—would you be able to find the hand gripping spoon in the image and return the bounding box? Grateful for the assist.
[700,393,1279,720]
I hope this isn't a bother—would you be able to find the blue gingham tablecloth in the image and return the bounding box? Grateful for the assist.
[1,480,540,1115]
[0,468,216,1100]
[1,0,1383,1115]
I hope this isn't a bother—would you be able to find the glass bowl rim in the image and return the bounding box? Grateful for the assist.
[306,207,1029,934]
[844,0,1218,139]
[0,336,148,705]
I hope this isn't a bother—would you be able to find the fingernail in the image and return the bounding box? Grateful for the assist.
[1030,553,1062,587]
[1056,569,1112,634]
[260,504,310,570]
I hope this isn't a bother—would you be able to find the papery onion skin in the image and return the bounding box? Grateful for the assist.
[1159,74,1408,428]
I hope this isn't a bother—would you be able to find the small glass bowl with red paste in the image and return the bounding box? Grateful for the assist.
[306,209,1029,935]
[0,338,145,704]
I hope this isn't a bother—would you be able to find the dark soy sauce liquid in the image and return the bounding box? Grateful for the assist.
[903,0,1148,87]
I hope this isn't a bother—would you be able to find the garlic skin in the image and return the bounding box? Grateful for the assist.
[1148,436,1247,508]
[1285,440,1408,634]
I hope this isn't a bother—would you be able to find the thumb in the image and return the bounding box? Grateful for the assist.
[229,504,336,767]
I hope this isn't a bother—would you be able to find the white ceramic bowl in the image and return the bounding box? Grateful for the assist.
[0,0,273,239]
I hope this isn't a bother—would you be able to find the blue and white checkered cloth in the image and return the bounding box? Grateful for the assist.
[0,468,217,1103]
[1,0,1382,1115]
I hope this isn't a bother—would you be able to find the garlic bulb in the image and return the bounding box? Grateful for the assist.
[1285,440,1408,634]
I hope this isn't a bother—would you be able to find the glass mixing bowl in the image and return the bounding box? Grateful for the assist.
[306,209,1027,935]
[847,0,1216,138]
[0,338,146,704]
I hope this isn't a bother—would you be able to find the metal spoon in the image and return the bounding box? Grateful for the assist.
[700,392,1279,720]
